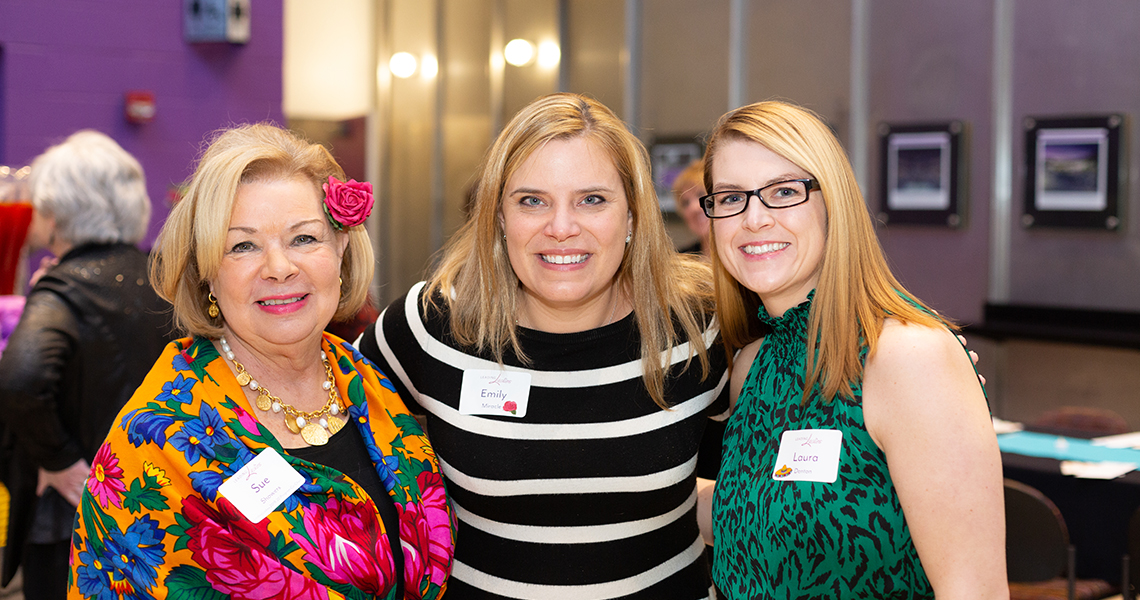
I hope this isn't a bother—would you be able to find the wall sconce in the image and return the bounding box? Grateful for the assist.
[504,39,535,67]
[389,52,438,79]
[390,52,418,78]
[504,39,560,69]
[537,41,561,69]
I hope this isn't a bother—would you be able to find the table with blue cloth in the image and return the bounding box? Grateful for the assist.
[1000,430,1140,583]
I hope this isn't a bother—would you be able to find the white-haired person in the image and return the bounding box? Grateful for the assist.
[702,101,1006,598]
[0,130,175,599]
[356,93,730,598]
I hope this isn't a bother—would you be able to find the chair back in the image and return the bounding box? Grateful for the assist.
[1031,406,1131,438]
[1006,478,1071,582]
[1126,505,1140,598]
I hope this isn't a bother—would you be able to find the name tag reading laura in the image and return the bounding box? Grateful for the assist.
[459,369,531,418]
[219,447,306,523]
[771,429,844,483]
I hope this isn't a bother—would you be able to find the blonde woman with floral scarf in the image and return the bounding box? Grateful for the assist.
[67,124,455,599]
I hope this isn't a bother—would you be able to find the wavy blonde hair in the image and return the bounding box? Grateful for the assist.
[704,101,952,402]
[426,93,713,408]
[151,123,374,338]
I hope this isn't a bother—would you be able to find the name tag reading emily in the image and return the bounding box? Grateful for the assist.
[219,447,306,523]
[771,429,844,483]
[459,369,531,418]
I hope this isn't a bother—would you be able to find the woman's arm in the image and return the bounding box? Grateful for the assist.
[862,320,1008,599]
[0,291,86,471]
[696,338,763,546]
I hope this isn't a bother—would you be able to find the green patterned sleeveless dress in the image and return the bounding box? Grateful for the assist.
[712,294,934,599]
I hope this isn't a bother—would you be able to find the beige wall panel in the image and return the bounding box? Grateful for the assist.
[641,0,730,141]
[747,0,851,146]
[502,0,560,121]
[386,0,438,297]
[567,0,625,118]
[444,0,494,238]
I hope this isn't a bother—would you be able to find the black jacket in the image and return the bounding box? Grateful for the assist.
[0,243,175,585]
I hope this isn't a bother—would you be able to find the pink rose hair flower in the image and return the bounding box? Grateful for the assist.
[323,176,374,230]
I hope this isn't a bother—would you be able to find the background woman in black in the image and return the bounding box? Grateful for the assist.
[0,130,173,599]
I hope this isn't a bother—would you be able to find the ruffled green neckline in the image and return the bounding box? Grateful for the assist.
[757,290,815,330]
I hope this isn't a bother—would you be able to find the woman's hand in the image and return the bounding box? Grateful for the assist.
[957,334,986,386]
[863,322,1008,599]
[29,255,58,286]
[37,458,91,507]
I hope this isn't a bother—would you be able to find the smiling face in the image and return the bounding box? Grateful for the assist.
[710,138,827,317]
[210,176,348,354]
[500,136,632,331]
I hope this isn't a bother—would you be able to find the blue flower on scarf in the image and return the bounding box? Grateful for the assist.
[104,515,165,590]
[123,408,174,448]
[74,521,163,600]
[169,404,229,465]
[189,470,224,501]
[75,541,118,599]
[154,374,196,405]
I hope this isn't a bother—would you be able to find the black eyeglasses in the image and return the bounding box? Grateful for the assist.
[700,178,820,218]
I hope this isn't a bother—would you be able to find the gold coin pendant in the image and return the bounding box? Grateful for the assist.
[256,392,273,412]
[326,415,345,435]
[236,372,251,386]
[301,423,329,446]
[286,416,302,434]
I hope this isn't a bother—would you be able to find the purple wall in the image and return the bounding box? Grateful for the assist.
[0,0,284,248]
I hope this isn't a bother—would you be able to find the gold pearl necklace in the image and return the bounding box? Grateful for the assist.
[219,336,345,446]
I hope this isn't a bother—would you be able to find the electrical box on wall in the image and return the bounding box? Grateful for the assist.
[184,0,250,44]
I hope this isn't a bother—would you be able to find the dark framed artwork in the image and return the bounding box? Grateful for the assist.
[877,121,965,227]
[1023,114,1124,229]
[649,136,703,212]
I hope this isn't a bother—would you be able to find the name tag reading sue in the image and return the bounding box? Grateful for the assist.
[459,369,531,418]
[771,429,844,483]
[219,447,306,523]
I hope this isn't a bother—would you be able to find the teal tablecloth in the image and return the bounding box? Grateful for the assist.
[998,430,1140,463]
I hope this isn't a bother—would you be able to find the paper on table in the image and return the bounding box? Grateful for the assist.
[1091,431,1140,449]
[1059,460,1138,479]
[992,417,1024,435]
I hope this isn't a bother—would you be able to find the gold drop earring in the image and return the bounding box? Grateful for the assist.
[207,293,220,319]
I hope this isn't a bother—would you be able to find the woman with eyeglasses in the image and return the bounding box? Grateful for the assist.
[701,101,1006,598]
[356,93,729,599]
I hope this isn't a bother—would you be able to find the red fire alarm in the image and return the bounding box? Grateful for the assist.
[124,91,156,124]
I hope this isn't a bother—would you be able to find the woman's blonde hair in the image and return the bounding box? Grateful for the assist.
[151,123,374,338]
[426,93,713,408]
[704,101,951,401]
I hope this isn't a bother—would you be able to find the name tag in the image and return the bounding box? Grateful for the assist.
[219,447,306,523]
[458,369,531,418]
[771,429,843,483]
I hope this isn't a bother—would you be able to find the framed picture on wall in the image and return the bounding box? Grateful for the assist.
[650,137,703,212]
[877,121,965,227]
[1023,114,1124,230]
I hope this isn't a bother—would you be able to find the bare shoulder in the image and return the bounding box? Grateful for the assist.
[863,319,987,447]
[728,338,764,412]
[869,318,968,374]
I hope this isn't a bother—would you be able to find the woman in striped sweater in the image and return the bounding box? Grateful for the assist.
[357,93,729,599]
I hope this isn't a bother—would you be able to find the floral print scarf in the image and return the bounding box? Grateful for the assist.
[68,335,455,599]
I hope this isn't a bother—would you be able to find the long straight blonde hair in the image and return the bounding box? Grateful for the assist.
[426,93,714,408]
[704,101,952,401]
